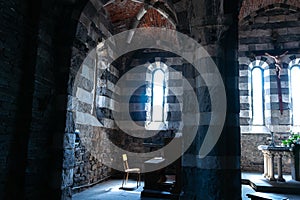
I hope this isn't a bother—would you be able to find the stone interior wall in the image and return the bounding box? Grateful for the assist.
[241,132,291,173]
[67,2,187,195]
[70,49,186,188]
[72,127,111,193]
[68,8,186,194]
[106,50,185,168]
[70,55,117,191]
[65,1,117,195]
[239,3,300,172]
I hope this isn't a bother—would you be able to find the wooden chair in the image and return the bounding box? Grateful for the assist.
[122,154,141,188]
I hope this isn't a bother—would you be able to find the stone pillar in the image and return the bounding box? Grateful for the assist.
[277,153,285,182]
[263,152,268,178]
[267,152,271,179]
[269,153,276,181]
[180,0,240,199]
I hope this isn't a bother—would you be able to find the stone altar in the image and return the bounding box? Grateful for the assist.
[258,145,300,181]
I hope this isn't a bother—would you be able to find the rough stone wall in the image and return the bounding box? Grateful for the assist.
[72,127,111,193]
[66,1,117,196]
[239,2,300,172]
[241,132,291,173]
[69,1,185,195]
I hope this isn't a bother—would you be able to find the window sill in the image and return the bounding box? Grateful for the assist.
[241,125,271,134]
[145,121,166,130]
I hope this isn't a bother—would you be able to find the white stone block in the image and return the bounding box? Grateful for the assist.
[76,87,93,105]
[75,111,102,127]
[239,83,248,90]
[81,64,94,81]
[239,70,248,77]
[240,96,250,104]
[96,96,118,111]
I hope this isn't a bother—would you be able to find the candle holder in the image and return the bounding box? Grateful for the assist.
[269,132,275,147]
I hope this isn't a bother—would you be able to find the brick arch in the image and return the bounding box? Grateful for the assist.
[286,54,300,68]
[239,54,300,74]
[239,0,300,21]
[239,56,272,69]
[248,58,270,70]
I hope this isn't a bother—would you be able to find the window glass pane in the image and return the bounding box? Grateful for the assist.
[152,70,164,121]
[252,68,264,125]
[291,66,300,125]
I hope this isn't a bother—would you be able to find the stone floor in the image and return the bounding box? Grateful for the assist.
[72,172,300,200]
[242,172,300,199]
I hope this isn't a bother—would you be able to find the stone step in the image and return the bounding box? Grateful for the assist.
[246,192,288,200]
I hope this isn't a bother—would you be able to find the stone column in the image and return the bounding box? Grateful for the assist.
[267,151,271,179]
[277,153,285,182]
[180,0,240,199]
[269,152,276,181]
[263,151,269,178]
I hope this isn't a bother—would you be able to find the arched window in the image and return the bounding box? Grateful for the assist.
[290,62,300,126]
[151,69,165,122]
[252,67,264,125]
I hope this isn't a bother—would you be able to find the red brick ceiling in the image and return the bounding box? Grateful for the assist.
[138,7,174,29]
[104,0,175,33]
[104,0,143,24]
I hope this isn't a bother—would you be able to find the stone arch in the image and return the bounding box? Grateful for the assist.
[239,0,300,21]
[287,54,300,68]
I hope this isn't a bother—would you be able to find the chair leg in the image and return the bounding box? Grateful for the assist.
[125,172,129,184]
[137,173,141,187]
[139,173,141,186]
[136,173,139,188]
[122,173,126,188]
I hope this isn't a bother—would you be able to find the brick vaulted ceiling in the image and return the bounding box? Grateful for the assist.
[239,0,300,21]
[103,0,176,33]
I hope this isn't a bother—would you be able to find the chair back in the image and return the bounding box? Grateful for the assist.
[122,154,129,170]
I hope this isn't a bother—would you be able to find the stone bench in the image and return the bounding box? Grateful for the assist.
[246,192,289,200]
